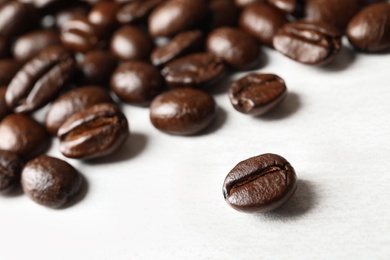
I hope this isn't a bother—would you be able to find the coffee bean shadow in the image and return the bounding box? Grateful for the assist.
[321,45,356,72]
[59,174,89,210]
[196,106,228,136]
[208,73,235,95]
[259,92,301,121]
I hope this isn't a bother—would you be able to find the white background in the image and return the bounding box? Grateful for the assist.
[1,41,389,259]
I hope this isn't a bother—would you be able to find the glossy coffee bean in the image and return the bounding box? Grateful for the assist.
[273,21,342,65]
[55,3,90,28]
[21,155,82,208]
[161,52,225,89]
[45,86,114,135]
[110,61,164,106]
[0,150,24,194]
[58,103,129,159]
[149,0,208,38]
[229,73,287,116]
[268,0,303,15]
[239,3,287,47]
[346,3,390,52]
[0,59,21,86]
[0,113,50,160]
[6,46,75,113]
[110,25,153,61]
[206,27,260,70]
[117,0,163,24]
[12,29,61,62]
[150,88,217,135]
[0,87,10,121]
[0,1,38,37]
[151,30,203,67]
[206,0,240,30]
[223,153,297,213]
[235,0,265,8]
[88,1,120,31]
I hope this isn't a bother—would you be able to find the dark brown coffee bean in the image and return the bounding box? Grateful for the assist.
[205,0,240,30]
[12,29,61,62]
[78,50,118,86]
[55,2,90,28]
[0,1,38,37]
[0,113,50,160]
[0,59,21,86]
[239,3,287,47]
[235,0,265,8]
[151,30,203,67]
[58,103,129,159]
[110,61,164,106]
[6,46,75,113]
[117,0,163,24]
[206,27,260,70]
[223,153,297,213]
[21,155,82,208]
[0,150,24,194]
[148,0,208,38]
[45,86,114,135]
[273,21,342,65]
[110,25,153,61]
[229,73,287,116]
[268,0,303,15]
[0,87,10,121]
[0,37,9,58]
[88,1,120,31]
[346,3,390,52]
[150,88,216,135]
[161,52,225,89]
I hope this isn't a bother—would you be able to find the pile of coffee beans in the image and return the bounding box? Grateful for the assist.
[0,0,389,210]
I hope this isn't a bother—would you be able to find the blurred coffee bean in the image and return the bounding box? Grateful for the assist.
[55,2,90,28]
[0,87,10,121]
[0,59,21,86]
[88,1,120,31]
[235,0,265,8]
[0,38,9,58]
[0,150,24,194]
[117,0,163,24]
[205,0,240,30]
[268,0,303,16]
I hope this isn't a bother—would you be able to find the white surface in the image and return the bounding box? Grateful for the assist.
[1,44,390,260]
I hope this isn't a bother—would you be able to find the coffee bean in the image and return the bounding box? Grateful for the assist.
[239,3,287,47]
[148,0,207,38]
[150,88,216,135]
[88,1,120,31]
[45,86,114,135]
[273,21,342,65]
[0,59,21,86]
[206,27,260,70]
[223,153,297,213]
[6,46,75,113]
[205,0,240,31]
[0,37,9,58]
[110,25,153,61]
[117,0,163,24]
[0,150,24,194]
[58,103,129,159]
[0,87,10,121]
[235,0,265,8]
[229,73,287,116]
[110,61,164,106]
[268,0,303,16]
[0,1,38,37]
[55,2,90,28]
[346,2,390,52]
[0,113,50,160]
[21,155,82,208]
[151,30,203,67]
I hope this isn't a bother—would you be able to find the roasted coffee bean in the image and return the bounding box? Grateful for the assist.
[58,103,129,159]
[148,0,208,38]
[268,0,303,15]
[55,2,90,28]
[229,73,287,116]
[6,46,75,113]
[235,0,265,8]
[45,86,114,135]
[151,30,203,67]
[0,1,38,37]
[110,61,164,106]
[223,153,297,213]
[346,3,390,52]
[240,3,287,47]
[0,113,50,160]
[110,25,153,61]
[150,88,217,135]
[21,155,82,208]
[206,27,260,70]
[273,21,342,65]
[161,52,225,89]
[78,50,118,86]
[117,0,163,24]
[0,150,24,194]
[205,0,240,30]
[27,0,61,8]
[12,29,61,62]
[0,37,9,58]
[0,59,21,86]
[0,0,10,7]
[88,1,120,31]
[0,87,10,121]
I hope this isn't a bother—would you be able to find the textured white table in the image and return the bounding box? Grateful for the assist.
[1,42,389,259]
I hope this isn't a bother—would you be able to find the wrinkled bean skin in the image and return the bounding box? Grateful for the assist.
[0,150,24,194]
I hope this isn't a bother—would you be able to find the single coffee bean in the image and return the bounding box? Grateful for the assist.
[0,1,38,37]
[58,103,129,159]
[235,0,265,8]
[206,27,260,70]
[21,155,82,208]
[117,0,163,24]
[6,46,75,113]
[229,73,287,116]
[0,37,9,58]
[148,0,208,38]
[150,88,217,135]
[0,59,21,86]
[151,30,203,67]
[346,3,390,52]
[205,0,240,31]
[223,153,297,213]
[161,52,225,89]
[239,3,288,47]
[0,87,10,121]
[0,113,50,160]
[267,0,304,16]
[110,25,153,61]
[110,61,164,106]
[88,1,120,31]
[55,2,90,28]
[12,29,61,62]
[273,21,342,65]
[0,150,24,194]
[45,86,114,135]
